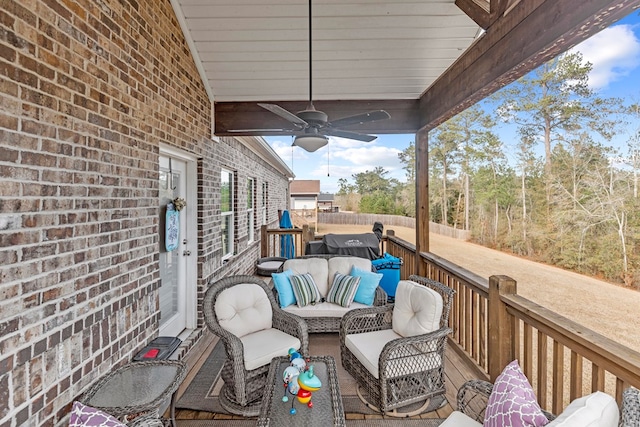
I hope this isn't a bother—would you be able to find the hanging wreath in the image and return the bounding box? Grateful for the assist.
[173,197,186,211]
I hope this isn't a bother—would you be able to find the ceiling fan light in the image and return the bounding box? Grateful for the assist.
[293,135,328,152]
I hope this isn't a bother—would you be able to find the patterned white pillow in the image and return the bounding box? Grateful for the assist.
[326,273,360,307]
[484,360,549,427]
[68,401,126,427]
[290,273,322,307]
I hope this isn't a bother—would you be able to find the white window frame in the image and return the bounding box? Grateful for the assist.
[221,169,234,258]
[262,182,268,225]
[247,178,255,242]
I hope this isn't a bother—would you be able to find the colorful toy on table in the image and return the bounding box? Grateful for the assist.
[281,348,322,415]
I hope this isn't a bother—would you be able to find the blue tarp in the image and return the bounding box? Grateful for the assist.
[279,210,295,258]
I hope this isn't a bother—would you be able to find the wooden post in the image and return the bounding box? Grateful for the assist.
[385,229,394,255]
[488,275,517,382]
[302,224,310,254]
[260,225,268,257]
[415,127,429,277]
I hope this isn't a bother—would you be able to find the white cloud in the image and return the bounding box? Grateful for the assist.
[572,24,640,90]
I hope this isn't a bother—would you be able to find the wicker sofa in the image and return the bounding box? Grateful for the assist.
[442,379,638,426]
[270,255,387,333]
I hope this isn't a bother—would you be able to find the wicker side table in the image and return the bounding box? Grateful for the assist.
[257,356,345,427]
[80,360,187,427]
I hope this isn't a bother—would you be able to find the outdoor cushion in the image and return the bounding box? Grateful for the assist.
[345,329,442,379]
[392,280,443,337]
[240,328,301,371]
[484,360,549,427]
[283,301,371,318]
[68,401,126,427]
[272,269,296,308]
[214,283,272,338]
[350,266,383,306]
[326,273,361,307]
[327,256,372,291]
[283,258,329,295]
[440,411,482,427]
[546,391,619,427]
[290,273,322,307]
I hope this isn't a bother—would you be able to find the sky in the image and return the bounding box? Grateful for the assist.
[265,12,640,194]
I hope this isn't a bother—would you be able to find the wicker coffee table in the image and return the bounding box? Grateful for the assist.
[257,355,345,427]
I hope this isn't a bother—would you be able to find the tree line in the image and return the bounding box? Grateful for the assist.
[335,52,639,288]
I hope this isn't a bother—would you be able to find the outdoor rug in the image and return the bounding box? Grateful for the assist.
[176,420,445,427]
[175,333,377,415]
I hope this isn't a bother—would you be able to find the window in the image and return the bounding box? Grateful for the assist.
[221,169,234,258]
[247,178,255,242]
[262,182,268,225]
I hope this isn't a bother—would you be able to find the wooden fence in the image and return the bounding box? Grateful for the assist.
[319,213,471,240]
[384,234,640,413]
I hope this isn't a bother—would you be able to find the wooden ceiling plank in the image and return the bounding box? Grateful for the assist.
[419,0,640,131]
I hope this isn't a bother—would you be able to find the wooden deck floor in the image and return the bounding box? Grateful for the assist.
[173,336,483,423]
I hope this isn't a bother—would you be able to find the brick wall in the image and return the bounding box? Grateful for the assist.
[0,1,290,426]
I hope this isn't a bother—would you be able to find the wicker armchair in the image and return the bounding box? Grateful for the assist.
[622,387,640,426]
[456,379,555,423]
[203,275,309,417]
[340,275,455,417]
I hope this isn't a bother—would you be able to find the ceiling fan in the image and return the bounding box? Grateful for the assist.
[231,0,391,152]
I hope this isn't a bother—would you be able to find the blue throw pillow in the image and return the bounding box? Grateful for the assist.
[350,266,383,306]
[272,269,296,308]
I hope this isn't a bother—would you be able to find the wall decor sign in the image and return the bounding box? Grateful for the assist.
[165,202,180,252]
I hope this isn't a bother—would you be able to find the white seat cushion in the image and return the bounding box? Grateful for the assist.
[345,329,442,379]
[392,280,443,337]
[240,328,301,371]
[547,391,619,427]
[441,411,483,427]
[283,258,329,295]
[283,301,371,318]
[214,283,272,338]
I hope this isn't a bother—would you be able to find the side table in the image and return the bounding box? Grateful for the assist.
[80,360,187,427]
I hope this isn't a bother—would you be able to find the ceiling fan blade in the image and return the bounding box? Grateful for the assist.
[323,128,378,142]
[258,103,308,127]
[327,110,390,128]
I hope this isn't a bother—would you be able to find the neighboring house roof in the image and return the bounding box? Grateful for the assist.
[291,180,320,195]
[318,193,334,202]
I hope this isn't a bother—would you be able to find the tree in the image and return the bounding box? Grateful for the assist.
[494,52,621,210]
[429,124,460,226]
[398,142,416,217]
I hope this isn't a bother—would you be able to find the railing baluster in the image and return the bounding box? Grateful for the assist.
[552,341,564,415]
[537,331,548,408]
[569,351,582,402]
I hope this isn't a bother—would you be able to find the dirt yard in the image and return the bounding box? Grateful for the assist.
[318,223,640,353]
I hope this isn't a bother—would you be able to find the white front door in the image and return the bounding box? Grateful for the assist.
[158,152,195,337]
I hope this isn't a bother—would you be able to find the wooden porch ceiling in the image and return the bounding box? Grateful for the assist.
[172,0,639,137]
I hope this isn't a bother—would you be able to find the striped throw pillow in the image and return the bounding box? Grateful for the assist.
[326,273,361,307]
[290,273,322,307]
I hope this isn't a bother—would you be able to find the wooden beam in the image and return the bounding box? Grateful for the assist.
[455,0,490,29]
[214,100,420,136]
[420,0,640,131]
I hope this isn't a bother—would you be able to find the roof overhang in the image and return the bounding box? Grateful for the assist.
[171,0,640,136]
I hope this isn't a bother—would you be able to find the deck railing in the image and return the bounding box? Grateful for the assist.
[260,224,313,258]
[384,231,640,413]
